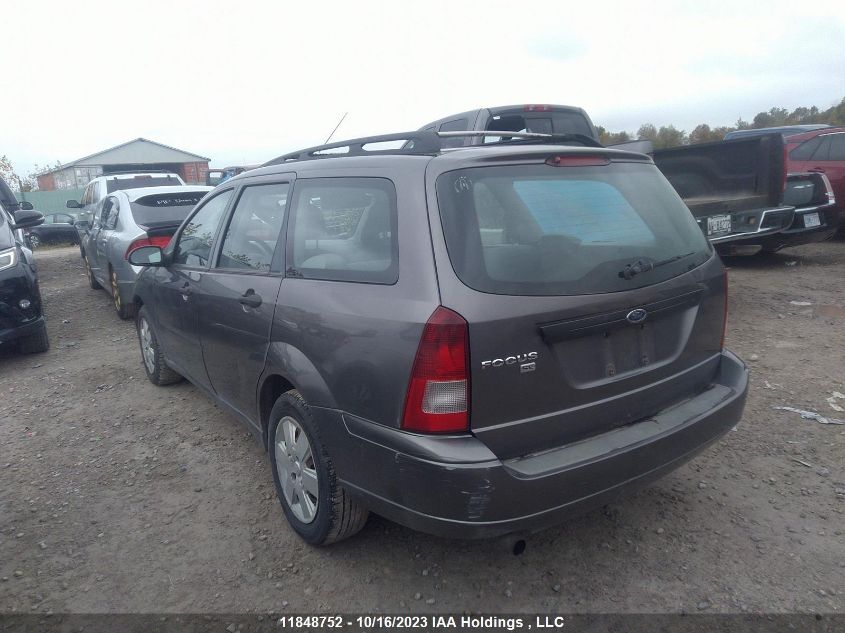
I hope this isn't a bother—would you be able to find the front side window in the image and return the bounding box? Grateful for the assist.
[217,183,289,271]
[288,178,398,284]
[173,189,233,267]
[436,161,711,296]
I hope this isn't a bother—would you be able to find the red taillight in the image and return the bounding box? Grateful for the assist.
[125,235,172,259]
[401,306,470,434]
[721,269,729,350]
[524,104,553,112]
[546,155,610,167]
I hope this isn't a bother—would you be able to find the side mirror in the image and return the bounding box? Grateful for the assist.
[66,200,81,209]
[74,220,90,230]
[19,201,34,211]
[11,209,44,230]
[128,245,165,266]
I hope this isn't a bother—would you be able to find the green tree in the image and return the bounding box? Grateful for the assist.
[0,156,36,192]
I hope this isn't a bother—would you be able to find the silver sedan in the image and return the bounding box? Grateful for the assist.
[79,185,212,318]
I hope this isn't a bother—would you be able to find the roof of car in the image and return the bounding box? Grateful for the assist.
[115,185,213,202]
[785,126,845,143]
[725,124,833,140]
[243,138,652,182]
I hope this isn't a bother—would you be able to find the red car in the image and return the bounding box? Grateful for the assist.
[786,127,845,224]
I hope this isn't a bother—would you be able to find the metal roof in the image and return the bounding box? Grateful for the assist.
[42,138,210,174]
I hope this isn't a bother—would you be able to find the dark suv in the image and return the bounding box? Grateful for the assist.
[128,131,749,545]
[0,177,49,354]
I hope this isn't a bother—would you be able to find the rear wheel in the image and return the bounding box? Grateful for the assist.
[83,254,102,290]
[136,306,182,386]
[18,325,49,354]
[268,390,368,545]
[28,233,41,249]
[110,267,133,319]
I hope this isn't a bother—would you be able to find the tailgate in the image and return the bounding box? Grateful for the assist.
[653,135,786,238]
[463,267,725,459]
[429,151,724,460]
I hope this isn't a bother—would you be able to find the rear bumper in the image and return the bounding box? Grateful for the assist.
[320,350,749,538]
[736,204,839,251]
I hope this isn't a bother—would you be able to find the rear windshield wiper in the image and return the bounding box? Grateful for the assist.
[618,251,696,280]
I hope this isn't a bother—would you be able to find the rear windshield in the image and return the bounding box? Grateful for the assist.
[130,192,206,226]
[485,110,594,139]
[107,176,183,192]
[435,161,711,296]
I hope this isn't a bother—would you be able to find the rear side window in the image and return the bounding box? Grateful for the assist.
[217,183,289,271]
[827,134,845,160]
[287,178,398,284]
[436,161,711,296]
[173,190,233,267]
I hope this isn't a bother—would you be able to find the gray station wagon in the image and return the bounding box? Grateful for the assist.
[127,131,749,545]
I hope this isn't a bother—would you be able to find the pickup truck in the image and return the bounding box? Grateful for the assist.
[653,137,838,252]
[418,105,836,252]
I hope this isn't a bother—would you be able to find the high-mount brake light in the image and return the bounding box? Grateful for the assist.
[401,306,470,434]
[125,235,171,259]
[524,104,553,112]
[546,156,610,167]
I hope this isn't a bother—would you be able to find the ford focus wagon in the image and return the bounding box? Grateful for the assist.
[127,130,749,544]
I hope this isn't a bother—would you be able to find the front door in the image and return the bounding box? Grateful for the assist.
[197,180,291,421]
[154,188,235,389]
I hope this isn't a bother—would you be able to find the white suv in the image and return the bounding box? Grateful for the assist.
[67,172,186,227]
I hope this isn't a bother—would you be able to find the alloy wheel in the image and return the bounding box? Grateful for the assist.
[111,270,121,311]
[29,234,40,249]
[274,416,319,523]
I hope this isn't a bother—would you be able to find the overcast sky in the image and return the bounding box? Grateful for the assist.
[3,0,844,173]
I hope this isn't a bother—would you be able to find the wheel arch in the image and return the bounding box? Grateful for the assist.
[258,342,338,449]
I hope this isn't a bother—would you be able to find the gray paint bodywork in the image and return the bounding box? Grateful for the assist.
[131,145,749,538]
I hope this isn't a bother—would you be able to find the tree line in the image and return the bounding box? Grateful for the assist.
[596,96,845,149]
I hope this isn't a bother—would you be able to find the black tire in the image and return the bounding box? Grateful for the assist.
[268,390,368,545]
[136,306,182,386]
[18,325,49,354]
[83,253,102,290]
[109,267,133,320]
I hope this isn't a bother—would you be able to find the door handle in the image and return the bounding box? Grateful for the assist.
[239,289,262,308]
[179,283,192,297]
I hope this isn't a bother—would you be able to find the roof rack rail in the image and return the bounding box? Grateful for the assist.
[264,130,604,166]
[438,130,603,148]
[264,131,442,166]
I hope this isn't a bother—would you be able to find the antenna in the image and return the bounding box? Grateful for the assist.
[324,112,348,144]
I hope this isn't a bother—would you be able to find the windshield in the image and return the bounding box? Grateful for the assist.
[435,161,711,296]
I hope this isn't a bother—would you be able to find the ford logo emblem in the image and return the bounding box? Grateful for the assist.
[626,308,648,324]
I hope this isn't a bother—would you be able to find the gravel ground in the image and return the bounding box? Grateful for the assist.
[1,243,844,615]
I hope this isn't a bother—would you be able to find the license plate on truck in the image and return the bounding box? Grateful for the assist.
[803,212,821,228]
[707,215,732,236]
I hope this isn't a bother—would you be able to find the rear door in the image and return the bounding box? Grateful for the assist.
[429,152,725,459]
[791,132,845,207]
[153,188,234,388]
[197,179,291,421]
